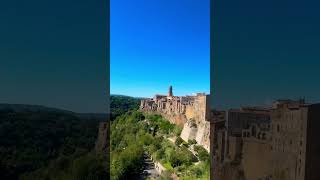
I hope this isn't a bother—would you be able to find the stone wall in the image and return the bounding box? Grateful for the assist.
[180,120,198,142]
[196,121,210,151]
[162,113,187,127]
[212,163,245,180]
[228,136,242,162]
[241,138,272,180]
[212,100,320,180]
[270,100,308,180]
[155,161,166,174]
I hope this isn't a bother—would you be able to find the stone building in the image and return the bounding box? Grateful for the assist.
[269,99,320,180]
[211,99,320,180]
[140,86,211,151]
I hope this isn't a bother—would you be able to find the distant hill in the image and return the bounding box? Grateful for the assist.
[110,95,142,120]
[75,113,108,120]
[111,94,147,99]
[0,104,106,180]
[0,95,142,121]
[0,103,108,120]
[0,103,74,114]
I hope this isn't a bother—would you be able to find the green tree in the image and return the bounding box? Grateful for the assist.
[194,145,209,162]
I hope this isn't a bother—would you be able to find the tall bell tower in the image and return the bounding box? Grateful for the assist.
[168,85,173,97]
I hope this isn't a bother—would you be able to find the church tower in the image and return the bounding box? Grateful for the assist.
[168,85,173,97]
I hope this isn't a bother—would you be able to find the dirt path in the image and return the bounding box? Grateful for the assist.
[139,152,160,180]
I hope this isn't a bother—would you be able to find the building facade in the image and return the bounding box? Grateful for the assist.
[211,99,320,180]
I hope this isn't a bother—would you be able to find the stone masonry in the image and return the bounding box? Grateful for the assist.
[211,99,320,180]
[140,86,210,152]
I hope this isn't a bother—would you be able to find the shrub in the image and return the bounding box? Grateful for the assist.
[194,145,209,162]
[175,136,184,146]
[188,139,197,145]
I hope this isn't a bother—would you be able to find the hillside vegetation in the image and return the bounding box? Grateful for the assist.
[0,95,141,180]
[0,95,209,180]
[110,95,141,120]
[0,105,107,180]
[110,111,210,180]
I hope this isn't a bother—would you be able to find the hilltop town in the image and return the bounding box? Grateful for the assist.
[140,86,211,151]
[138,86,320,180]
[108,92,211,179]
[140,87,320,180]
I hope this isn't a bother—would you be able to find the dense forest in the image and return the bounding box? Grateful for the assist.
[111,111,210,180]
[0,95,140,180]
[110,95,141,120]
[0,104,108,180]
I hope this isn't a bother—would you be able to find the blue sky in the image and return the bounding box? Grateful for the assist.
[110,0,210,97]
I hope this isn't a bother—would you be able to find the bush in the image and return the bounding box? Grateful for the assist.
[111,144,144,180]
[20,153,108,180]
[110,95,141,120]
[175,137,184,146]
[173,126,182,136]
[188,139,197,145]
[178,147,198,165]
[182,141,189,148]
[194,145,209,162]
[0,109,102,180]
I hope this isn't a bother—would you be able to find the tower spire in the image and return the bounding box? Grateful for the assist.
[168,85,173,96]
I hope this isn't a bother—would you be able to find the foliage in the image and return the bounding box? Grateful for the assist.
[163,162,174,171]
[194,145,210,162]
[188,139,197,145]
[20,153,108,180]
[111,111,209,180]
[110,144,144,180]
[146,114,175,135]
[179,161,210,180]
[175,136,184,146]
[173,126,183,136]
[181,141,189,148]
[158,170,173,180]
[110,95,141,120]
[110,112,146,180]
[0,106,105,180]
